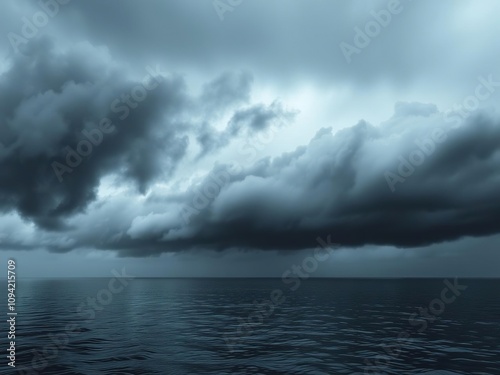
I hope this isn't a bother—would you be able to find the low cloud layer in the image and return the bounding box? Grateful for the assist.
[114,103,500,255]
[3,99,499,256]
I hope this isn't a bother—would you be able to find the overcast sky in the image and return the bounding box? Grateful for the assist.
[1,0,500,277]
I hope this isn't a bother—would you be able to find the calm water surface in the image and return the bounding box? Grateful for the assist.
[0,278,499,374]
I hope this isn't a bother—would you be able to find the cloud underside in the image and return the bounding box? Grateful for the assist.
[113,103,500,255]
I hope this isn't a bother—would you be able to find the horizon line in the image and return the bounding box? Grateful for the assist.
[12,276,500,280]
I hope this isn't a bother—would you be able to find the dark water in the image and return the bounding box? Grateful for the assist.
[0,278,499,374]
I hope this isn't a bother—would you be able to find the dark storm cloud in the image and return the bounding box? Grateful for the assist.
[0,37,282,230]
[196,100,298,157]
[227,101,297,135]
[115,103,500,255]
[0,37,191,229]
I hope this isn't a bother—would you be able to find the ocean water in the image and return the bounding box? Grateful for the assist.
[1,278,499,374]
